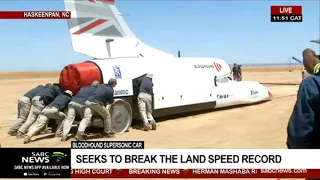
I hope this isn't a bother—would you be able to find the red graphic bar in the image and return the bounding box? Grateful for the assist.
[71,169,319,178]
[73,19,107,35]
[270,6,302,15]
[0,11,71,19]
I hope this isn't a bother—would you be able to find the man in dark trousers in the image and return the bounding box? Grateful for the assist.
[16,83,62,138]
[57,80,100,141]
[232,63,240,81]
[75,78,117,141]
[138,73,155,131]
[23,90,73,144]
[238,64,242,81]
[8,83,52,136]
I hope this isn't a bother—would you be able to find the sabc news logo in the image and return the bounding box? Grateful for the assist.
[52,152,67,162]
[22,152,67,163]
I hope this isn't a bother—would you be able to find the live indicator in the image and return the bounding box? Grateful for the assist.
[270,6,302,15]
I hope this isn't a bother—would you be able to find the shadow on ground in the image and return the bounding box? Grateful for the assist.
[43,100,271,139]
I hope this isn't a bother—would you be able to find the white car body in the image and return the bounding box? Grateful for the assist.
[63,0,272,133]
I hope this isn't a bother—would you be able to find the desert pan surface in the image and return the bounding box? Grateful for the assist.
[0,65,304,180]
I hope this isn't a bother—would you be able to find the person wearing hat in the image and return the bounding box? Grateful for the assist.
[8,83,52,136]
[16,83,62,138]
[287,40,320,151]
[75,78,117,141]
[138,73,156,131]
[57,80,100,141]
[23,90,73,144]
[302,40,320,76]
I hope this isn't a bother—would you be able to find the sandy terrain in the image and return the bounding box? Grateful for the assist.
[0,66,303,179]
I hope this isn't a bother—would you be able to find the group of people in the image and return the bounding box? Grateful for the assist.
[231,63,242,81]
[8,73,156,144]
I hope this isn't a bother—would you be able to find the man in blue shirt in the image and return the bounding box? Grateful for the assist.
[287,47,320,149]
[16,83,61,138]
[75,78,117,141]
[138,73,156,131]
[287,46,320,180]
[8,83,52,136]
[23,90,73,144]
[57,81,100,141]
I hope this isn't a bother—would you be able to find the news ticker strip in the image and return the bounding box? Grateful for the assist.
[0,11,71,19]
[71,169,317,178]
[1,144,320,178]
[3,168,320,178]
[270,5,302,22]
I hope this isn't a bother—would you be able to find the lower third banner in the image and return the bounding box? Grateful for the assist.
[0,148,71,178]
[71,168,320,178]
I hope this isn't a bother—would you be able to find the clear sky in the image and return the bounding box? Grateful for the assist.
[0,0,319,71]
